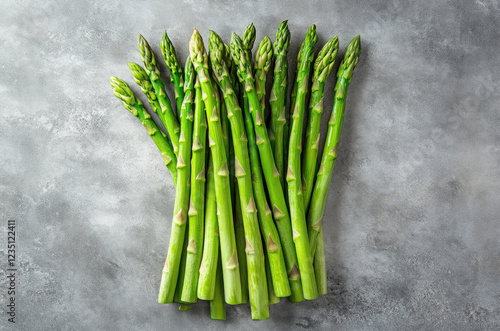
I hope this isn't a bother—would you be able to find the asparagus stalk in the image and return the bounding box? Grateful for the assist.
[307,35,361,295]
[233,188,249,303]
[225,40,249,302]
[190,29,242,305]
[161,30,185,118]
[181,75,208,303]
[302,36,339,211]
[266,254,280,304]
[210,31,269,319]
[217,84,235,200]
[217,71,247,303]
[174,229,189,303]
[250,34,291,298]
[158,57,196,304]
[314,224,327,295]
[269,21,290,190]
[230,33,304,302]
[138,34,180,155]
[210,253,226,320]
[286,25,318,300]
[109,77,177,183]
[197,156,219,300]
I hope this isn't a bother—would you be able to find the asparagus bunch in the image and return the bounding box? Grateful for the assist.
[109,23,361,321]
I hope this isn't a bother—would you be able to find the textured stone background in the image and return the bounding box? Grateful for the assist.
[1,0,499,330]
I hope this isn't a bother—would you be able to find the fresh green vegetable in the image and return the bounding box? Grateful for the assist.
[110,22,362,320]
[181,75,208,303]
[158,57,196,304]
[286,24,318,300]
[307,35,361,295]
[269,21,290,190]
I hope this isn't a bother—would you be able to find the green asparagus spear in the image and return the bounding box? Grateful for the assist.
[210,253,226,320]
[307,35,361,295]
[286,25,318,300]
[109,77,177,183]
[210,31,269,319]
[190,29,242,305]
[225,42,248,302]
[181,75,208,303]
[216,72,247,303]
[158,57,195,304]
[161,30,185,119]
[302,36,339,211]
[138,34,180,155]
[230,32,304,302]
[269,21,290,190]
[197,156,219,300]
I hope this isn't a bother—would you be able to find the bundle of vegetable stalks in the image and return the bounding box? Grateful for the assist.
[110,21,361,320]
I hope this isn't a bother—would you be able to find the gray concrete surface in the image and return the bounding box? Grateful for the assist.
[1,0,499,330]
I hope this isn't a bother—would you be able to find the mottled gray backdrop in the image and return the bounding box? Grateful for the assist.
[1,0,499,330]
